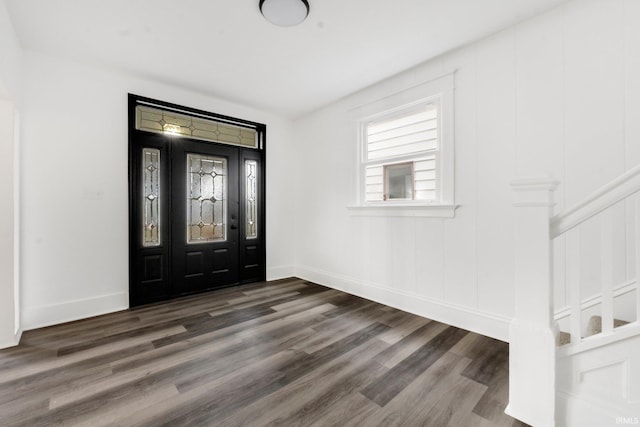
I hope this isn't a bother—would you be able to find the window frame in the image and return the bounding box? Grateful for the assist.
[350,73,457,217]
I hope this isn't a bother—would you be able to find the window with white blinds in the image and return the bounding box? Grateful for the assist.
[362,102,440,203]
[352,73,455,216]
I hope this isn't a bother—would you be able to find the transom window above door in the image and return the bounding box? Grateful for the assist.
[136,104,259,148]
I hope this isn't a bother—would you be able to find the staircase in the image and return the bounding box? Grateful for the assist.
[508,165,640,427]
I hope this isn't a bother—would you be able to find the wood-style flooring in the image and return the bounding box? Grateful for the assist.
[0,278,529,426]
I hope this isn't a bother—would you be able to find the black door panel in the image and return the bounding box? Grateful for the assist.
[129,129,264,306]
[170,140,239,296]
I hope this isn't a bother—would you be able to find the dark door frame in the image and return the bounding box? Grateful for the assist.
[127,94,267,307]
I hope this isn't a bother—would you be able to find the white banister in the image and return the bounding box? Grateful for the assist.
[551,164,640,238]
[554,279,637,321]
[506,177,558,427]
[600,209,614,334]
[637,197,640,326]
[567,230,582,344]
[513,168,640,426]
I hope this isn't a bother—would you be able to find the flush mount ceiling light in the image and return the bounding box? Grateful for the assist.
[259,0,310,27]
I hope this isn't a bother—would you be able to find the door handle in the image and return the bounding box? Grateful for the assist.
[230,224,238,230]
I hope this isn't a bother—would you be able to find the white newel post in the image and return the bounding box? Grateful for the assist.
[506,177,558,427]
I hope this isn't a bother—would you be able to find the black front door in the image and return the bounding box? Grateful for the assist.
[129,118,265,307]
[171,139,239,295]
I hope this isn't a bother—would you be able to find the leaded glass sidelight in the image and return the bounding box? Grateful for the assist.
[187,154,227,244]
[142,148,161,247]
[245,160,258,239]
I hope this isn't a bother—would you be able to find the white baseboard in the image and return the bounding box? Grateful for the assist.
[505,404,554,427]
[267,265,295,282]
[294,265,510,342]
[0,340,17,350]
[0,328,22,350]
[22,292,129,331]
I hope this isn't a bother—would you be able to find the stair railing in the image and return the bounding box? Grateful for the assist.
[550,164,640,350]
[508,164,640,427]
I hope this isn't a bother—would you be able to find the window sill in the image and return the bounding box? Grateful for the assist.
[346,204,459,218]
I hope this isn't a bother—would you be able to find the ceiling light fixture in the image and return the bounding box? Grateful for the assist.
[259,0,310,27]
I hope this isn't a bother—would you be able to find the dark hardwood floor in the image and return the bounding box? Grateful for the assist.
[0,278,528,426]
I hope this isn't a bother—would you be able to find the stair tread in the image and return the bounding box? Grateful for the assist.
[557,316,631,347]
[557,331,571,346]
[586,315,629,337]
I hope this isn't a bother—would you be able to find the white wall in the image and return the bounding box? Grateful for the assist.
[0,0,22,348]
[11,0,640,340]
[292,0,640,341]
[0,0,22,101]
[0,101,19,348]
[20,52,296,330]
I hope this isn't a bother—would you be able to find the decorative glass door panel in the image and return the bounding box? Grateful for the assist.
[187,154,227,244]
[142,148,161,247]
[170,140,239,297]
[245,160,258,239]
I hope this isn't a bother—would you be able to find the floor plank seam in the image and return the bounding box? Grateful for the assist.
[0,278,528,427]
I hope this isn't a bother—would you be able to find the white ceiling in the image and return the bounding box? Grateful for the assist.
[5,0,569,118]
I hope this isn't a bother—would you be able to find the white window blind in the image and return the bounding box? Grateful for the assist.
[363,103,439,202]
[366,105,438,160]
